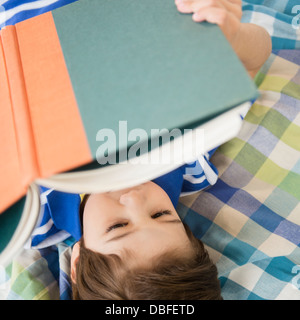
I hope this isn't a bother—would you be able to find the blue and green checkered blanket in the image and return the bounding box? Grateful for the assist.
[178,49,300,300]
[0,0,299,300]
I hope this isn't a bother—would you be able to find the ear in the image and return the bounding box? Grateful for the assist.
[70,242,80,283]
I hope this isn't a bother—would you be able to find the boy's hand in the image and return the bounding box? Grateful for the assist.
[175,0,242,46]
[175,0,272,78]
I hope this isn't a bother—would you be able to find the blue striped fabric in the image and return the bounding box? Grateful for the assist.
[182,152,219,195]
[0,0,77,29]
[26,187,81,249]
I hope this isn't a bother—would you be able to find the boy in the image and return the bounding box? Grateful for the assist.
[32,0,272,299]
[70,0,271,300]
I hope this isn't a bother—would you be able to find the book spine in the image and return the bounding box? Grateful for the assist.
[1,26,39,186]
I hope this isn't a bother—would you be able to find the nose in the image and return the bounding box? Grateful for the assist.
[119,189,146,210]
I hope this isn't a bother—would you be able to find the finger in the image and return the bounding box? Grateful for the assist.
[192,7,240,41]
[175,0,194,14]
[187,0,225,13]
[176,0,241,20]
[192,6,227,24]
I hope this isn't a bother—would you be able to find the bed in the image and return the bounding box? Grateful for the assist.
[0,0,299,300]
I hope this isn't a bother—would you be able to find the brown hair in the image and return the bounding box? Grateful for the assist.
[79,194,90,230]
[71,222,222,300]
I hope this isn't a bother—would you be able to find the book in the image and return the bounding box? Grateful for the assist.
[0,0,258,267]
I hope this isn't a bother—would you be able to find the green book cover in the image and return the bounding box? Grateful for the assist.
[52,0,258,158]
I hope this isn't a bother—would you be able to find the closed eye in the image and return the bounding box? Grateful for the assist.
[151,210,172,219]
[106,210,172,232]
[106,222,128,233]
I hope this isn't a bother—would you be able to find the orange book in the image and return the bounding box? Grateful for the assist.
[0,12,91,215]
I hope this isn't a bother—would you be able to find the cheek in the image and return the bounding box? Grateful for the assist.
[82,208,108,251]
[155,190,176,211]
[82,211,99,236]
[148,183,175,206]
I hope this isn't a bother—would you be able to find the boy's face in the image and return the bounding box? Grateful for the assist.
[80,182,193,269]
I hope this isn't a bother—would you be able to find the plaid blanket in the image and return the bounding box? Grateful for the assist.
[242,0,300,49]
[178,50,300,299]
[0,0,299,300]
[0,239,74,299]
[2,55,299,301]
